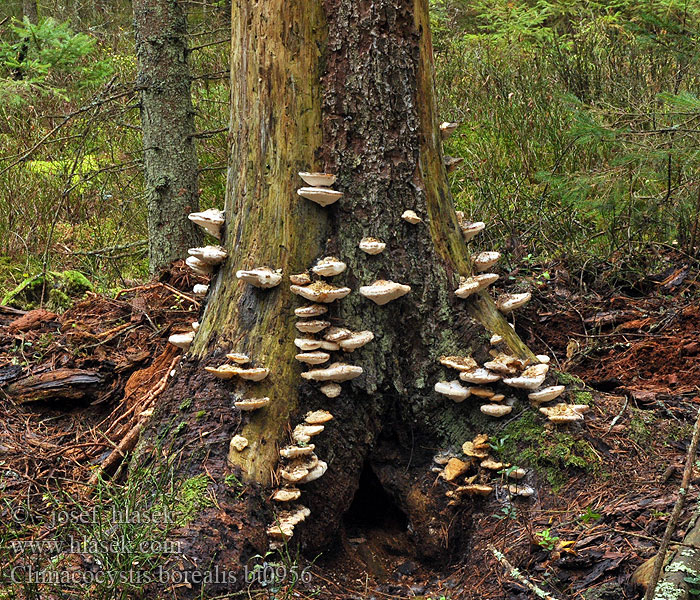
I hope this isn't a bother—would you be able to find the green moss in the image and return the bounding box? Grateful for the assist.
[174,474,214,526]
[572,390,594,405]
[630,408,655,444]
[494,411,600,491]
[556,371,587,387]
[1,269,93,310]
[179,398,193,411]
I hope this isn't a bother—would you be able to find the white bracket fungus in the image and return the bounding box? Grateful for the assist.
[297,187,343,207]
[236,267,283,289]
[191,321,199,331]
[502,363,548,389]
[440,355,478,372]
[294,304,328,318]
[300,362,363,382]
[473,251,501,272]
[297,460,327,484]
[205,365,269,381]
[272,488,302,502]
[319,340,340,351]
[298,172,336,187]
[484,353,526,376]
[192,283,209,296]
[359,237,386,255]
[280,444,315,459]
[305,410,333,424]
[444,156,464,172]
[454,273,499,298]
[339,330,375,352]
[324,327,351,342]
[168,331,195,350]
[188,208,224,239]
[401,209,422,224]
[234,397,271,411]
[311,257,347,277]
[226,352,250,365]
[290,273,312,286]
[528,385,565,404]
[480,404,513,417]
[230,435,249,452]
[359,280,411,305]
[188,245,227,265]
[292,424,325,443]
[294,338,323,351]
[320,382,342,398]
[290,281,351,303]
[185,256,213,276]
[459,368,501,384]
[470,386,495,399]
[434,380,470,402]
[295,351,330,365]
[455,212,486,242]
[508,484,535,497]
[497,292,532,313]
[440,121,459,138]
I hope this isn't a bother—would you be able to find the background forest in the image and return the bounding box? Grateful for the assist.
[0,0,699,305]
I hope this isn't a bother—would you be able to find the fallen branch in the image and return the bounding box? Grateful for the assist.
[488,543,561,600]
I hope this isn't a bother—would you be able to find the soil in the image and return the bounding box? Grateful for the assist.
[2,254,700,599]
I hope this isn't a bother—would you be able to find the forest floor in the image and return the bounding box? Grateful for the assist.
[1,253,699,599]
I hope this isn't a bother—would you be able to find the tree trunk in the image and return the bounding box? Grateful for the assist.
[22,0,37,23]
[134,0,534,594]
[133,0,201,274]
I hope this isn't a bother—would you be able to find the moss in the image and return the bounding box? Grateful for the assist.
[2,270,93,310]
[572,390,594,405]
[556,371,587,387]
[630,408,655,444]
[173,474,214,526]
[493,411,600,491]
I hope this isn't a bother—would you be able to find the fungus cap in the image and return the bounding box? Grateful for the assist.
[168,331,194,350]
[290,281,351,303]
[297,186,343,207]
[480,458,508,470]
[470,386,495,398]
[528,385,565,403]
[454,273,499,298]
[191,321,199,331]
[508,467,527,480]
[280,444,315,459]
[319,340,340,351]
[536,354,551,364]
[359,237,386,255]
[442,458,469,481]
[295,351,330,365]
[305,410,333,425]
[473,251,501,272]
[539,403,584,423]
[272,488,302,502]
[440,355,478,372]
[434,380,470,403]
[339,330,375,352]
[186,256,213,276]
[508,484,535,497]
[188,245,227,265]
[484,353,526,376]
[299,172,336,187]
[226,352,250,365]
[295,304,328,318]
[497,292,532,313]
[461,484,494,496]
[193,283,209,296]
[234,397,271,411]
[320,382,342,398]
[294,338,323,351]
[206,365,269,381]
[229,435,249,452]
[204,364,238,379]
[311,257,347,277]
[236,268,283,289]
[290,273,312,286]
[324,327,352,342]
[188,208,224,239]
[459,368,501,384]
[401,209,422,224]
[480,404,513,417]
[298,460,328,484]
[292,424,325,444]
[444,156,464,172]
[359,280,411,305]
[440,121,459,138]
[301,362,363,382]
[503,363,548,389]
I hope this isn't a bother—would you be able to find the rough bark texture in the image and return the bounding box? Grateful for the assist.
[135,0,534,594]
[133,0,201,273]
[22,0,37,23]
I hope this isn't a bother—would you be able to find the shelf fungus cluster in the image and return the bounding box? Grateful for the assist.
[436,434,534,506]
[297,171,343,207]
[268,409,334,549]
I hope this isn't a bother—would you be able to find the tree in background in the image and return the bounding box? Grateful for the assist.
[133,0,201,273]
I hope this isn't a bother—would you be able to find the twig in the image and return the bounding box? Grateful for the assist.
[645,402,700,600]
[488,543,561,600]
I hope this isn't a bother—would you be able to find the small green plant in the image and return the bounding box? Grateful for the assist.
[579,506,602,525]
[493,505,518,521]
[535,528,560,551]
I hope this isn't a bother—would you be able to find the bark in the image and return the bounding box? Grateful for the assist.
[133,0,534,594]
[22,0,37,23]
[133,0,201,274]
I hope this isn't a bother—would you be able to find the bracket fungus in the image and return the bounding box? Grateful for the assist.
[324,327,351,342]
[539,403,588,423]
[298,460,328,484]
[470,386,495,399]
[297,187,343,207]
[507,467,527,480]
[503,363,548,390]
[459,368,501,384]
[440,355,478,372]
[298,172,336,187]
[454,273,499,298]
[234,397,271,411]
[461,484,494,496]
[168,331,195,351]
[359,280,411,305]
[280,444,315,459]
[434,380,471,402]
[236,267,283,289]
[292,424,325,443]
[480,458,508,471]
[311,257,347,277]
[484,353,526,376]
[456,212,486,242]
[339,330,375,352]
[185,256,213,276]
[497,292,532,313]
[230,435,249,452]
[226,352,250,365]
[305,410,333,424]
[359,237,386,255]
[508,484,535,498]
[206,365,269,381]
[191,321,200,331]
[440,121,459,138]
[188,245,227,265]
[272,488,302,502]
[266,506,310,540]
[295,351,330,365]
[290,281,351,303]
[536,354,551,364]
[444,156,464,172]
[192,283,209,296]
[294,304,328,318]
[188,208,224,239]
[442,458,469,481]
[319,340,340,351]
[320,382,342,398]
[294,338,323,351]
[301,362,363,382]
[473,251,501,272]
[290,273,312,286]
[480,404,513,418]
[401,209,422,224]
[528,385,566,404]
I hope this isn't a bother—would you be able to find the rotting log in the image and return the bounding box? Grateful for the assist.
[4,369,105,403]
